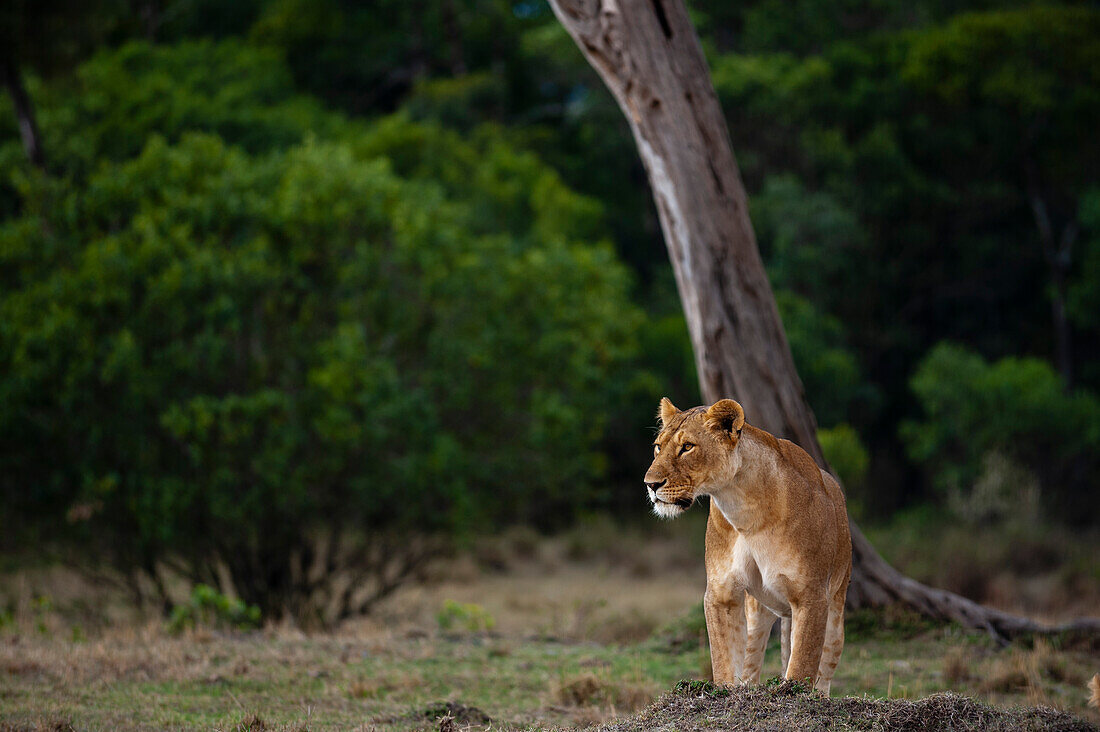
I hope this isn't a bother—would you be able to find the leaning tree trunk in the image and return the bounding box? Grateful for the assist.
[547,0,1099,641]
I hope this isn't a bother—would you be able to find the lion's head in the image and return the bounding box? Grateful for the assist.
[643,397,746,518]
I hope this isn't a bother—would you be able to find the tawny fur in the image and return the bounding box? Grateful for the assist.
[1088,673,1099,709]
[644,397,852,694]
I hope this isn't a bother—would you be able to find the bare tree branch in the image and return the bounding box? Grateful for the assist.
[1,58,46,170]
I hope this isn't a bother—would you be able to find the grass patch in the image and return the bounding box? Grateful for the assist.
[763,675,814,695]
[3,626,1096,730]
[673,679,730,697]
[2,525,1098,730]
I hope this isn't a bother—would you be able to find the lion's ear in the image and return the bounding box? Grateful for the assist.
[705,399,745,440]
[657,397,679,428]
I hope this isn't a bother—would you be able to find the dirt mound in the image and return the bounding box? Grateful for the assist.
[593,680,1099,732]
[424,701,493,728]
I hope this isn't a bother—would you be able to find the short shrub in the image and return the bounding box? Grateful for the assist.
[436,600,496,633]
[167,585,261,634]
[901,343,1100,523]
[818,423,870,516]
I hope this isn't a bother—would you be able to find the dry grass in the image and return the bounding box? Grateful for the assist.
[979,639,1085,706]
[943,647,973,687]
[865,517,1100,622]
[233,715,268,731]
[555,675,653,709]
[551,672,657,723]
[2,515,1099,730]
[0,720,77,732]
[347,672,423,700]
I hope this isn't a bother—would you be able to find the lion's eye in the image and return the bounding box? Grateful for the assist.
[653,444,661,456]
[680,443,695,455]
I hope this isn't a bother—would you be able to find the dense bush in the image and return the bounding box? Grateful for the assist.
[0,43,640,621]
[3,0,1100,625]
[31,40,341,176]
[167,585,262,634]
[901,343,1100,524]
[711,5,1100,510]
[818,424,869,504]
[775,290,872,429]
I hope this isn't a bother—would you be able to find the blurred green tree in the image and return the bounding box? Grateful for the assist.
[901,343,1100,524]
[708,5,1100,512]
[17,40,341,179]
[1,0,1098,583]
[250,0,524,113]
[902,6,1100,389]
[0,43,639,622]
[0,0,131,168]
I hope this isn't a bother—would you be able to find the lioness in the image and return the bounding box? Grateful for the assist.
[644,397,851,693]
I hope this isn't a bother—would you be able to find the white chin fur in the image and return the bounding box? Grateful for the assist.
[651,501,686,519]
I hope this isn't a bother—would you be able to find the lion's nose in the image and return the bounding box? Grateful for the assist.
[646,479,666,491]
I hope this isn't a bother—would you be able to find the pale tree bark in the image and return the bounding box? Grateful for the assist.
[547,0,1099,641]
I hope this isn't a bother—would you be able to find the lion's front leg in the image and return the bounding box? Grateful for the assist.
[742,594,778,685]
[785,595,828,686]
[704,580,747,685]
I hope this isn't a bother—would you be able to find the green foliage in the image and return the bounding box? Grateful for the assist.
[3,0,1100,585]
[776,291,871,428]
[901,343,1100,522]
[31,40,340,177]
[156,0,266,41]
[843,602,942,642]
[30,595,52,635]
[674,679,731,698]
[709,5,1100,516]
[900,7,1100,246]
[903,7,1100,119]
[167,585,262,634]
[698,0,987,55]
[0,43,641,615]
[753,176,868,309]
[764,675,812,694]
[818,423,869,495]
[405,73,510,131]
[653,602,707,653]
[632,287,700,411]
[436,600,496,633]
[251,0,526,114]
[353,114,607,246]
